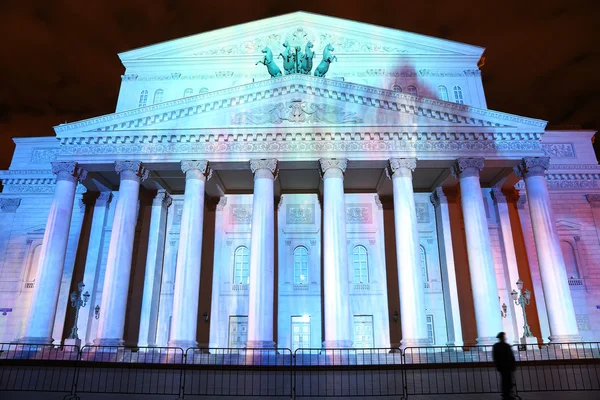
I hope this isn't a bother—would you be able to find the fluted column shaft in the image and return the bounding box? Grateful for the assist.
[22,162,87,344]
[246,159,277,348]
[139,190,172,347]
[453,158,503,345]
[95,161,148,346]
[388,158,429,347]
[516,157,580,342]
[169,161,211,348]
[321,158,352,348]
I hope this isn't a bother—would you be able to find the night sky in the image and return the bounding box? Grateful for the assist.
[1,0,599,170]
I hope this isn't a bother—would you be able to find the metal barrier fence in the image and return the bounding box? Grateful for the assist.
[293,348,404,398]
[1,342,599,398]
[184,347,293,397]
[0,343,79,394]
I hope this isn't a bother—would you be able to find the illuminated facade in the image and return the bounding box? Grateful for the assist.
[0,12,599,349]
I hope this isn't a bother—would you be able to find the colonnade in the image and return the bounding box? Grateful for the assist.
[20,157,581,346]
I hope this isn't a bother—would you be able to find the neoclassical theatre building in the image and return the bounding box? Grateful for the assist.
[1,12,599,350]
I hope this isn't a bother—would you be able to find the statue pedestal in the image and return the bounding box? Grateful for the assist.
[64,338,82,348]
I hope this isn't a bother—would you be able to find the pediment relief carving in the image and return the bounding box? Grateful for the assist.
[232,100,363,125]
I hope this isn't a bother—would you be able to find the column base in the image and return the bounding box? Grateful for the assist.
[400,338,431,349]
[20,336,54,345]
[246,340,275,349]
[63,338,82,348]
[549,334,583,344]
[93,338,125,347]
[322,340,353,348]
[475,336,498,346]
[167,339,198,350]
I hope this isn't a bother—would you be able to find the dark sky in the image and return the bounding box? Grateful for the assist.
[1,0,599,170]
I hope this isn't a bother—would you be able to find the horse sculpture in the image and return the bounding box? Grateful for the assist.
[314,44,337,77]
[255,47,282,78]
[279,41,297,74]
[298,41,314,75]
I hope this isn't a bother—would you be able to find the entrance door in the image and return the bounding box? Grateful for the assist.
[291,315,311,351]
[228,316,248,348]
[353,315,374,348]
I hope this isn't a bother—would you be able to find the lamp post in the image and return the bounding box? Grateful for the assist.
[67,282,90,340]
[511,279,533,339]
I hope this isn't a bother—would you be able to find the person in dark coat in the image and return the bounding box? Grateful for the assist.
[492,332,516,399]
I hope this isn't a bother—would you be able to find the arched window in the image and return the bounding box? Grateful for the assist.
[233,246,250,284]
[392,85,402,92]
[199,87,209,93]
[420,246,429,287]
[183,88,194,97]
[153,89,164,104]
[407,85,418,96]
[293,246,309,285]
[352,245,369,284]
[453,85,464,104]
[438,85,449,101]
[560,240,580,279]
[138,90,148,107]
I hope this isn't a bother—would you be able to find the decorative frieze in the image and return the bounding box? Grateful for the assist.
[0,198,21,213]
[30,148,59,163]
[231,206,252,224]
[543,143,575,158]
[232,100,363,125]
[286,204,314,224]
[346,203,372,223]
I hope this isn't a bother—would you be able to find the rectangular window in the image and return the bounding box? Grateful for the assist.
[426,315,435,345]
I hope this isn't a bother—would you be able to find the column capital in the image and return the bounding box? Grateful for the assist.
[517,192,528,209]
[51,162,88,182]
[96,191,113,207]
[216,196,228,210]
[153,189,172,208]
[514,157,550,179]
[0,198,21,213]
[387,158,417,179]
[490,188,507,206]
[181,160,211,181]
[319,158,347,179]
[115,161,149,182]
[250,159,278,179]
[451,157,484,179]
[585,194,600,208]
[430,187,447,208]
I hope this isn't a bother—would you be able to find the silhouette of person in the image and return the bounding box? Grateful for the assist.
[492,332,516,399]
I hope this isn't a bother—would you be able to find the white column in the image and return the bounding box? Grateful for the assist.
[452,158,503,345]
[490,188,532,344]
[387,158,428,347]
[168,161,211,348]
[21,162,87,344]
[320,158,352,348]
[247,159,278,348]
[515,157,580,342]
[430,187,464,347]
[95,161,148,346]
[79,192,113,345]
[138,190,172,347]
[585,194,600,243]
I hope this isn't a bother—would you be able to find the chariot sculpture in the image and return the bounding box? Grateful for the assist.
[257,41,335,78]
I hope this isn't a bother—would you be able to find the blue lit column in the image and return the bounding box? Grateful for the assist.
[246,159,277,348]
[22,162,87,344]
[320,158,352,348]
[515,157,580,342]
[169,161,211,348]
[452,158,503,345]
[388,158,429,347]
[95,161,148,346]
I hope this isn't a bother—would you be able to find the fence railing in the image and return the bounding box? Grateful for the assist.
[1,342,599,398]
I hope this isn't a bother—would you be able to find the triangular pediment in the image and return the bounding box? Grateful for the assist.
[54,75,546,136]
[118,11,484,63]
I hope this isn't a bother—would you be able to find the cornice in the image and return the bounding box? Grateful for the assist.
[54,75,546,135]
